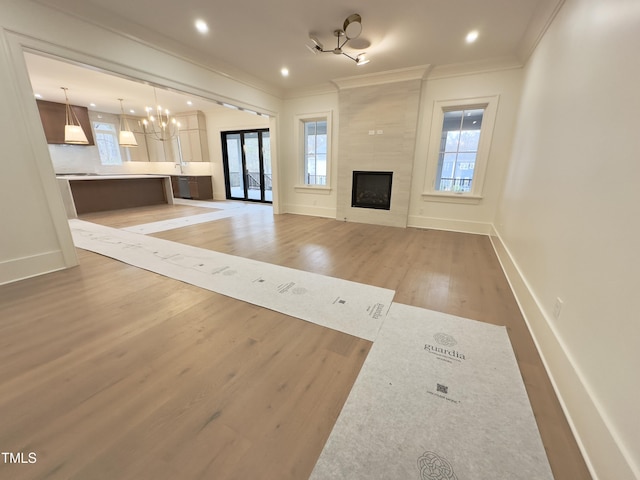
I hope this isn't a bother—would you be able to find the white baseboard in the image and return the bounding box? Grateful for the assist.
[407,214,492,234]
[489,225,637,480]
[0,250,68,286]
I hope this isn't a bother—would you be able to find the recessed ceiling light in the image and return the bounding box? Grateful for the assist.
[34,93,42,99]
[187,100,193,106]
[90,103,96,107]
[129,109,135,114]
[281,67,289,77]
[195,19,209,34]
[466,30,479,43]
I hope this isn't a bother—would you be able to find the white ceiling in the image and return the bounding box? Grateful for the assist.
[26,0,563,115]
[24,52,230,117]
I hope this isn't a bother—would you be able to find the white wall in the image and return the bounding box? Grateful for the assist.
[493,0,640,477]
[409,67,523,234]
[0,26,76,284]
[280,91,340,218]
[203,106,270,200]
[278,68,523,232]
[0,0,281,284]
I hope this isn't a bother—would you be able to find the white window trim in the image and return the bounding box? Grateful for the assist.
[294,110,332,192]
[422,95,499,202]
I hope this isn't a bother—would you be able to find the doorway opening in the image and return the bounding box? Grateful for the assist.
[221,129,272,203]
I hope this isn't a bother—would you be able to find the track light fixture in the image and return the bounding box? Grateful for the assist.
[308,14,370,66]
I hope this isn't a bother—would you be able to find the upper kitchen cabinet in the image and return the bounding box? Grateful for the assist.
[36,100,95,145]
[119,115,149,162]
[147,135,180,163]
[175,111,210,162]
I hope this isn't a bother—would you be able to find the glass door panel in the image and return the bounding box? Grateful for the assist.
[225,133,246,199]
[244,132,261,201]
[262,132,272,202]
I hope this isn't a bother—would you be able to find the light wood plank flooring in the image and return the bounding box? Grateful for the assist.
[0,203,591,479]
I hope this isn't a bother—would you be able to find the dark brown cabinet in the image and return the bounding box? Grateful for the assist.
[171,176,213,200]
[36,100,95,145]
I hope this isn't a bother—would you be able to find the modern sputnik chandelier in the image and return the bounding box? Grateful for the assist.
[308,14,370,66]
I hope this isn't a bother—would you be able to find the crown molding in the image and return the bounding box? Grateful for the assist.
[284,82,339,100]
[427,57,523,80]
[517,0,566,63]
[331,65,432,90]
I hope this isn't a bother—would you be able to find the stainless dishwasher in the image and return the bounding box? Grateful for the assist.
[177,176,191,198]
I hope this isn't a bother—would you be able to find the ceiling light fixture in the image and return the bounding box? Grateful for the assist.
[195,19,209,34]
[142,88,181,142]
[118,98,138,148]
[308,14,370,66]
[60,87,89,144]
[466,30,479,43]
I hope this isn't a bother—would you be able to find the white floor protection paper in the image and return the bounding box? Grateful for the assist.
[69,219,393,341]
[123,202,272,234]
[310,302,553,480]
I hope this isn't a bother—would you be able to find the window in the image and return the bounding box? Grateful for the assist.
[423,96,498,200]
[93,121,122,165]
[437,108,484,192]
[304,120,327,185]
[295,111,332,188]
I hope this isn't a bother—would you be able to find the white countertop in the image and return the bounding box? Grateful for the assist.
[57,174,171,181]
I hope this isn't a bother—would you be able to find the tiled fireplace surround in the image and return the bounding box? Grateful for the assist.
[335,68,425,228]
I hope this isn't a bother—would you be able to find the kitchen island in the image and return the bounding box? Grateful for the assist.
[57,174,174,218]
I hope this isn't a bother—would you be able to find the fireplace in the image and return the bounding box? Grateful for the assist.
[351,171,393,210]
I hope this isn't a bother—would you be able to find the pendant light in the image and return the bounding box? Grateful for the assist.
[118,98,138,147]
[61,87,89,144]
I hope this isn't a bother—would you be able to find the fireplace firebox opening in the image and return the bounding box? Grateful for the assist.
[351,171,393,210]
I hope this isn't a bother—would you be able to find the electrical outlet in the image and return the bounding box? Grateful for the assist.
[553,297,564,319]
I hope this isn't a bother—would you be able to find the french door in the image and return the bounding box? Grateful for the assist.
[221,129,272,203]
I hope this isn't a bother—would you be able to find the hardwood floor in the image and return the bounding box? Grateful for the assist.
[0,203,591,479]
